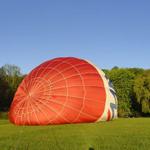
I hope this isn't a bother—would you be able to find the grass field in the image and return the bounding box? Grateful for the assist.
[0,118,150,150]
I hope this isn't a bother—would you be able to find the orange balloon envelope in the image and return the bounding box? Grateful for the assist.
[9,57,117,125]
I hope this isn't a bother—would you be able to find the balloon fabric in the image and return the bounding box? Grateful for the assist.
[9,57,117,125]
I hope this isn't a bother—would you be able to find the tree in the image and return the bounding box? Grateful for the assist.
[1,64,21,76]
[133,70,150,115]
[0,65,24,111]
[106,68,135,117]
[0,69,9,111]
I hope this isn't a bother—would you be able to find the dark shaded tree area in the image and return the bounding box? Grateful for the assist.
[0,64,149,117]
[133,70,150,116]
[0,64,24,111]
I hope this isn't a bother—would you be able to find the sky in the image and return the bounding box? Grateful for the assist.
[0,0,150,74]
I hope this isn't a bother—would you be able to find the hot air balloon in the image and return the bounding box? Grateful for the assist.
[9,57,117,125]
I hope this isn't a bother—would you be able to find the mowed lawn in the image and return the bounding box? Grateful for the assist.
[0,118,150,150]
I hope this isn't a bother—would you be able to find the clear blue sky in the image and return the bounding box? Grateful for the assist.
[0,0,150,74]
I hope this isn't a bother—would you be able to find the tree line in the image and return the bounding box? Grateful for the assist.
[104,67,150,117]
[0,64,25,111]
[0,64,149,117]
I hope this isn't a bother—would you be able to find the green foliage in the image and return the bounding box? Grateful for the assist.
[104,67,149,117]
[1,64,21,76]
[127,68,144,76]
[0,69,10,111]
[0,118,150,150]
[106,68,135,117]
[0,64,24,111]
[134,70,150,114]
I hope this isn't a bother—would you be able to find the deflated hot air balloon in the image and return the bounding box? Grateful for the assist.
[9,57,117,125]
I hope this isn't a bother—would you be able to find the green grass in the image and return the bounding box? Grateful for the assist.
[0,118,150,150]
